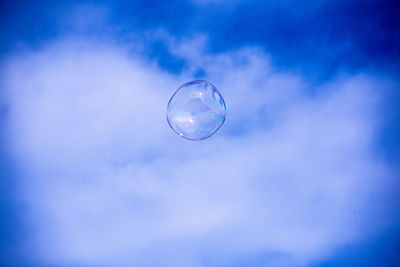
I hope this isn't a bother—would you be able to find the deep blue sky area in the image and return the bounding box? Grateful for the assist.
[1,0,399,76]
[0,0,399,266]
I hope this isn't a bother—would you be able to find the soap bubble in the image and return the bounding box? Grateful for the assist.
[166,80,226,140]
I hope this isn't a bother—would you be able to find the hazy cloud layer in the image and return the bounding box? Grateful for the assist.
[3,36,397,266]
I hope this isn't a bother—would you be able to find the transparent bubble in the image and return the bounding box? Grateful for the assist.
[166,80,226,140]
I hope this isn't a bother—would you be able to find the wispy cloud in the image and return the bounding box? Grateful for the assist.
[2,32,397,266]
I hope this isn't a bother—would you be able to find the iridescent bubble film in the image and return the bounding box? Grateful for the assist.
[166,80,226,140]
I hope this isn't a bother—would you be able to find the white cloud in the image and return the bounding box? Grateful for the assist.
[2,36,396,266]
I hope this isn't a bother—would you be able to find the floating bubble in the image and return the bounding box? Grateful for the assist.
[166,80,226,140]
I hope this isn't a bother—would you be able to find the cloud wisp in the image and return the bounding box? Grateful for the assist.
[2,36,398,266]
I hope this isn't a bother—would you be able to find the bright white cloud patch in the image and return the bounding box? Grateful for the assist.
[2,37,396,266]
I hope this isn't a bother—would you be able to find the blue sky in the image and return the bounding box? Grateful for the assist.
[0,0,399,266]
